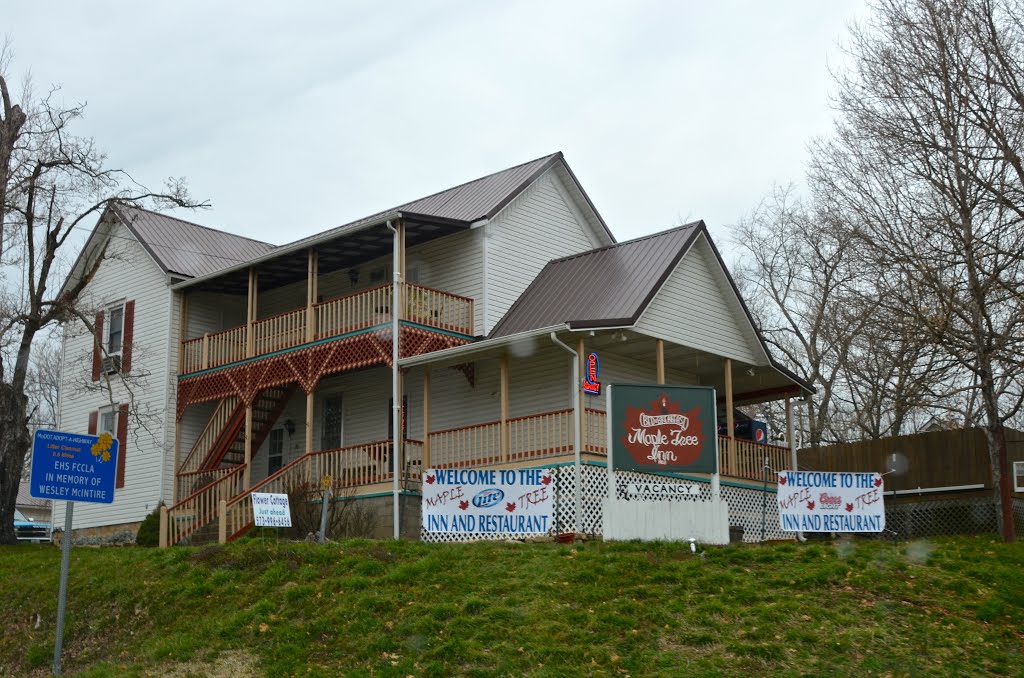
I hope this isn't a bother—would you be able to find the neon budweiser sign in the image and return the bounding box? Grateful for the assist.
[622,394,706,467]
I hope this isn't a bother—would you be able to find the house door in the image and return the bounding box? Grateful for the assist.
[321,394,343,450]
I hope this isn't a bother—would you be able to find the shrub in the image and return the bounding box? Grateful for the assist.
[136,503,163,547]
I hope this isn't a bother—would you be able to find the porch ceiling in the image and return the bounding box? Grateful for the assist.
[592,330,801,405]
[186,217,470,296]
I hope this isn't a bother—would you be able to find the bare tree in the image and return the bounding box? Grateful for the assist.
[733,185,863,448]
[0,46,204,544]
[811,0,1024,541]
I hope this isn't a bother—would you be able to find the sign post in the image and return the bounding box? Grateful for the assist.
[30,429,119,676]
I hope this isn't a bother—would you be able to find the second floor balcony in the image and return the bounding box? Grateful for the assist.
[180,282,474,375]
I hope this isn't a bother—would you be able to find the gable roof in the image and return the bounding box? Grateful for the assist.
[489,221,703,338]
[112,204,275,280]
[281,151,613,251]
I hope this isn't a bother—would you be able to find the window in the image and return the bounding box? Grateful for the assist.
[94,300,132,377]
[92,403,128,489]
[321,394,343,450]
[268,429,284,475]
[1015,461,1024,493]
[99,406,118,437]
[107,303,124,356]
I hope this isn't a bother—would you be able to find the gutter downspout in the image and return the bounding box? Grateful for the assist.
[550,332,582,536]
[387,220,401,540]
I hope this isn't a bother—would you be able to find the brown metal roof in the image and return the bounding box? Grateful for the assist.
[283,152,569,250]
[113,204,276,280]
[17,481,49,509]
[489,222,703,338]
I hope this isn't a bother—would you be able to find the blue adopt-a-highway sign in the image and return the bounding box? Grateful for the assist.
[30,429,118,504]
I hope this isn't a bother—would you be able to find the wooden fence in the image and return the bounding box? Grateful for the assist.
[798,427,1024,491]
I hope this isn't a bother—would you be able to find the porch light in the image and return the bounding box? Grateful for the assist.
[284,419,296,436]
[349,268,359,286]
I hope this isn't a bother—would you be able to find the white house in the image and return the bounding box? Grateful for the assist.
[55,152,811,543]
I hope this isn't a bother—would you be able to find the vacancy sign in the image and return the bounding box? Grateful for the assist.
[422,468,554,536]
[777,470,885,533]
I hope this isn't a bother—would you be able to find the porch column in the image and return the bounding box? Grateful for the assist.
[246,268,258,358]
[397,219,407,320]
[724,358,735,476]
[178,290,188,373]
[172,420,182,503]
[785,397,794,466]
[306,248,318,342]
[422,367,431,470]
[577,337,586,453]
[500,354,509,463]
[656,339,665,384]
[305,390,314,456]
[243,404,253,489]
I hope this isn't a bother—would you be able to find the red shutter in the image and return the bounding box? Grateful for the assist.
[91,310,104,381]
[116,403,129,489]
[121,300,135,373]
[88,411,98,435]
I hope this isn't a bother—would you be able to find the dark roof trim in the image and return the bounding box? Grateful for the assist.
[483,153,563,220]
[396,211,473,228]
[110,204,176,276]
[556,159,616,244]
[693,229,815,396]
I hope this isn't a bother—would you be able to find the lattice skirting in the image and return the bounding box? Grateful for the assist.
[419,462,792,544]
[873,496,1024,540]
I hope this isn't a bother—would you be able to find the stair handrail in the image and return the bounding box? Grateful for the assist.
[177,396,240,476]
[165,464,245,545]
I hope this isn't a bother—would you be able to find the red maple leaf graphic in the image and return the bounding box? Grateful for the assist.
[845,503,854,512]
[458,500,468,511]
[873,476,882,487]
[425,474,435,484]
[778,475,787,485]
[505,502,516,513]
[806,500,815,510]
[541,475,552,486]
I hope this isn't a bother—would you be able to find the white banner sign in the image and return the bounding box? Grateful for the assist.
[422,468,554,535]
[777,470,885,533]
[624,481,701,498]
[252,492,292,528]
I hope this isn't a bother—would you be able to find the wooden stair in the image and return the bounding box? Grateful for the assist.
[199,386,295,471]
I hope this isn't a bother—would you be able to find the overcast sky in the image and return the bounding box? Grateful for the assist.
[6,1,867,249]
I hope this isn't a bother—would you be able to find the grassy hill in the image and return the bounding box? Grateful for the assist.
[1,535,1022,677]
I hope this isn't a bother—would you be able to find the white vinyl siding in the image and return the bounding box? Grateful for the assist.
[634,234,764,366]
[483,170,606,334]
[185,291,246,340]
[55,221,173,530]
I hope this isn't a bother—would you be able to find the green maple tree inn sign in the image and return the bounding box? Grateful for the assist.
[609,384,718,475]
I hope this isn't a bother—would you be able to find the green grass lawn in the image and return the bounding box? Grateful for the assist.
[1,535,1022,677]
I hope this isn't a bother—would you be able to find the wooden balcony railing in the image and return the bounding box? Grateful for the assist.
[181,283,474,374]
[719,436,790,481]
[254,307,307,355]
[428,409,608,469]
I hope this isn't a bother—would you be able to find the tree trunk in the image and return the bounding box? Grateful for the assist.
[0,382,32,545]
[994,424,1016,543]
